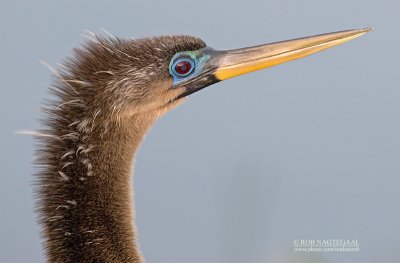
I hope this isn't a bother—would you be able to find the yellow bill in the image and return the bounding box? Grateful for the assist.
[214,27,371,81]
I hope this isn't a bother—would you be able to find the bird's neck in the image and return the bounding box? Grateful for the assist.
[40,112,156,263]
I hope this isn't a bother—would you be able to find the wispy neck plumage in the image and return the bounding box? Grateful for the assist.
[36,103,158,262]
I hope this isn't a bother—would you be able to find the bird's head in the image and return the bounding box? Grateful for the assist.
[59,28,370,126]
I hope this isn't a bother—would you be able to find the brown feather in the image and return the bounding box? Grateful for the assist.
[34,34,206,262]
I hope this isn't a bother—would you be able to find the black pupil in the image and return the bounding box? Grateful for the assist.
[175,60,192,75]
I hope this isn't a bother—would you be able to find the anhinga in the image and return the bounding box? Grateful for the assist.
[34,28,370,262]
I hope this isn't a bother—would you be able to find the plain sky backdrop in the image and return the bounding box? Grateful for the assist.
[1,1,399,262]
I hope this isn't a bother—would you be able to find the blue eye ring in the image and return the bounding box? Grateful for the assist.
[170,56,195,77]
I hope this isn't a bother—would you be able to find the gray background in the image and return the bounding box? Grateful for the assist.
[1,0,398,262]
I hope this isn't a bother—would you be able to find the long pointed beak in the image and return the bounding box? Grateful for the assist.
[212,27,371,81]
[175,28,371,99]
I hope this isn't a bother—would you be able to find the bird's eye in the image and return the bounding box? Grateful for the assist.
[171,57,195,77]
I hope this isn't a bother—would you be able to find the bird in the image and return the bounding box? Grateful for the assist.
[33,28,370,263]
